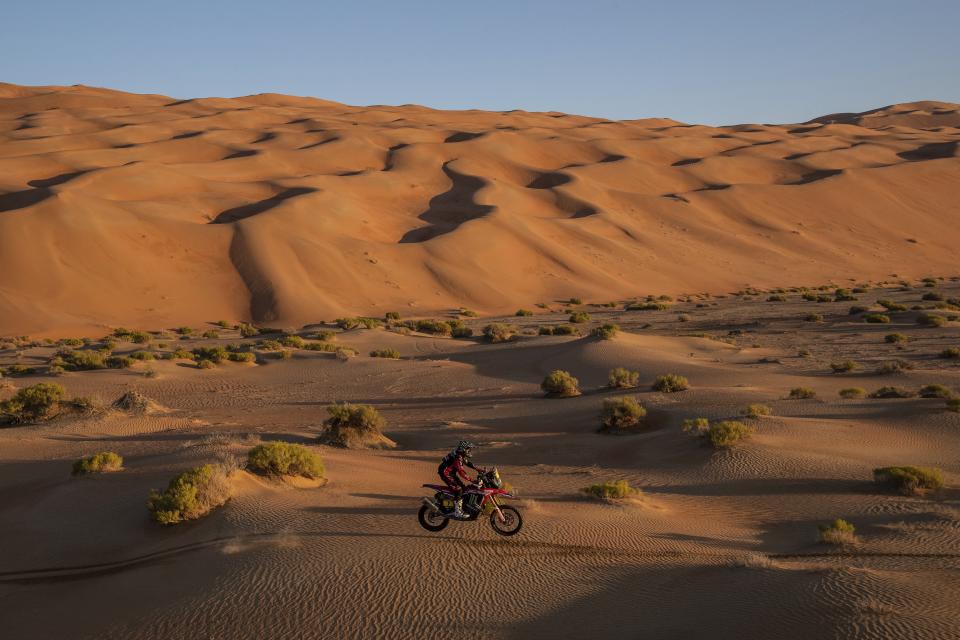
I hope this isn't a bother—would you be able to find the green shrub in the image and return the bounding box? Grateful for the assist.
[600,397,646,432]
[216,320,232,328]
[126,331,150,344]
[197,359,216,369]
[61,349,108,370]
[569,312,590,324]
[515,309,534,317]
[452,326,474,338]
[788,387,816,399]
[538,326,554,335]
[607,367,640,389]
[106,356,134,369]
[804,313,823,323]
[819,518,857,545]
[57,337,84,347]
[322,403,389,447]
[591,324,619,340]
[873,466,944,496]
[878,299,907,312]
[885,333,907,344]
[834,289,857,302]
[919,384,953,399]
[72,452,123,475]
[0,382,65,424]
[569,297,583,305]
[940,347,960,359]
[482,323,516,343]
[176,326,194,336]
[839,387,866,399]
[278,335,304,348]
[864,314,890,324]
[335,347,356,361]
[130,351,155,361]
[870,386,915,398]
[147,464,233,524]
[239,323,259,338]
[172,348,194,359]
[830,360,859,373]
[48,365,66,376]
[415,319,451,335]
[370,348,400,359]
[581,480,636,500]
[247,442,324,479]
[192,346,229,363]
[5,364,36,376]
[652,374,689,393]
[741,403,772,418]
[947,398,960,412]
[704,420,754,448]
[385,312,401,321]
[552,325,579,336]
[541,370,580,397]
[112,328,133,339]
[228,351,255,363]
[917,313,946,327]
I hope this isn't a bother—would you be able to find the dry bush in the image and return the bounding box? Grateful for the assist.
[917,313,946,327]
[569,312,591,324]
[885,333,908,344]
[72,452,123,475]
[147,463,233,524]
[873,466,944,496]
[515,309,534,317]
[369,348,401,359]
[804,313,823,323]
[939,347,960,359]
[652,374,689,393]
[581,480,637,501]
[599,397,646,432]
[818,518,857,545]
[704,420,753,448]
[946,398,960,412]
[870,386,915,399]
[607,367,640,388]
[321,403,393,448]
[483,323,515,343]
[741,403,772,418]
[830,360,860,373]
[864,314,890,324]
[839,387,866,399]
[591,324,619,339]
[876,359,912,374]
[919,384,953,399]
[247,442,324,479]
[414,319,451,335]
[0,382,65,424]
[788,387,816,399]
[541,370,580,397]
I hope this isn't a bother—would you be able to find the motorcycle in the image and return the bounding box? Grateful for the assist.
[418,467,523,536]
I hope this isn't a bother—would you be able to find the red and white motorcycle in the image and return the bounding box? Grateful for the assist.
[418,467,522,536]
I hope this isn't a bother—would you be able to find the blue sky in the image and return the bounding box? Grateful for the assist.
[3,0,958,124]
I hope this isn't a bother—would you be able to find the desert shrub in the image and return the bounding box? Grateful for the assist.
[458,308,479,317]
[335,347,356,361]
[652,374,689,393]
[538,326,554,335]
[482,323,516,343]
[72,452,123,475]
[876,359,912,374]
[923,292,944,301]
[247,442,324,479]
[130,351,154,361]
[541,370,580,397]
[192,346,229,363]
[239,323,259,338]
[201,330,220,339]
[591,324,619,339]
[870,386,915,398]
[848,305,869,315]
[303,341,336,352]
[581,480,636,500]
[384,311,401,321]
[789,387,816,399]
[864,314,890,324]
[5,364,36,376]
[322,403,391,447]
[839,387,866,399]
[313,330,336,342]
[105,355,134,369]
[451,326,474,338]
[940,347,960,359]
[57,337,84,347]
[878,299,907,312]
[147,463,233,524]
[112,328,133,339]
[885,333,907,344]
[873,466,944,496]
[228,351,255,363]
[48,365,66,376]
[804,313,823,322]
[61,349,108,370]
[947,398,960,412]
[216,320,232,329]
[608,367,640,388]
[834,289,857,302]
[819,519,857,545]
[830,360,859,373]
[627,302,669,311]
[917,313,946,327]
[279,335,305,348]
[767,294,786,302]
[415,319,452,335]
[258,339,283,351]
[197,359,216,369]
[919,384,953,399]
[569,312,590,324]
[515,309,534,317]
[569,297,583,305]
[279,349,294,360]
[801,292,817,301]
[172,348,194,359]
[0,382,65,424]
[741,403,772,418]
[681,418,710,436]
[798,348,812,357]
[176,326,193,336]
[370,348,400,359]
[552,325,579,336]
[705,420,754,448]
[600,397,646,432]
[66,396,100,415]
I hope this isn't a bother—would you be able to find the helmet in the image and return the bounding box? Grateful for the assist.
[456,440,476,456]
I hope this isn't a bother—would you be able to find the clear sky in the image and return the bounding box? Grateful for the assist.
[3,0,958,125]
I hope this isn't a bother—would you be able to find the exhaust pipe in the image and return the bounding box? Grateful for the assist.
[422,497,441,512]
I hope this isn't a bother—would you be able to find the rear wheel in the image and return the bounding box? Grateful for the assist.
[418,504,449,532]
[489,505,523,536]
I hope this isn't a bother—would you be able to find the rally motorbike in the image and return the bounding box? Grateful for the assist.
[418,467,522,536]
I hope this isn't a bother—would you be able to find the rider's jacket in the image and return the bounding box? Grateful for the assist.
[438,449,473,484]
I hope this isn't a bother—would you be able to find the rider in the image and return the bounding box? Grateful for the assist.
[438,440,482,519]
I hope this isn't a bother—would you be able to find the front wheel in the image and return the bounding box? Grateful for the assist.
[418,505,449,532]
[489,505,523,536]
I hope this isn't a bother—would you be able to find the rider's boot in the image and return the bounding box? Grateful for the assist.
[452,498,466,520]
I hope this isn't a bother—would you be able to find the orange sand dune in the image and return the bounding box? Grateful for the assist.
[1,83,958,334]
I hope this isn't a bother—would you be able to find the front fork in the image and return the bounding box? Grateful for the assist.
[489,495,506,522]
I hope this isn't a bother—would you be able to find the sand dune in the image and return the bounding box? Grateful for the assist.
[1,83,958,334]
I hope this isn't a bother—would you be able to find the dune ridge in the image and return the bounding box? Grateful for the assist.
[1,83,959,334]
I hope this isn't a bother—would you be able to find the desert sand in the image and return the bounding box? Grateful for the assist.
[1,84,960,640]
[1,83,959,335]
